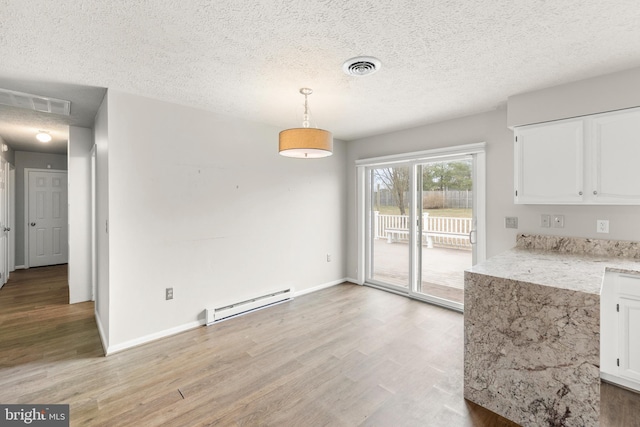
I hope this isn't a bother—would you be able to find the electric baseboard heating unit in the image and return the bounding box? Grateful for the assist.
[206,288,293,325]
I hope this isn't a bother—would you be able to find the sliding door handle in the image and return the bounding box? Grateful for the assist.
[469,229,477,245]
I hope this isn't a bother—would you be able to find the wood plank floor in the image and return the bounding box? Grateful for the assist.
[0,265,638,426]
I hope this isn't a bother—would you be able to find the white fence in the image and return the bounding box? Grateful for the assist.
[373,212,472,249]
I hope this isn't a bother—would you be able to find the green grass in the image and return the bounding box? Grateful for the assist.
[375,205,472,218]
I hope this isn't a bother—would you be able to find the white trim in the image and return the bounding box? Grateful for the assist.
[94,308,108,355]
[90,145,97,302]
[355,142,486,167]
[23,168,67,269]
[356,167,366,285]
[9,165,15,273]
[345,277,362,285]
[601,372,640,393]
[474,151,487,264]
[105,320,202,356]
[294,278,347,297]
[14,264,26,270]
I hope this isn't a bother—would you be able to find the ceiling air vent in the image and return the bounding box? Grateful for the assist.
[342,56,381,77]
[0,88,70,115]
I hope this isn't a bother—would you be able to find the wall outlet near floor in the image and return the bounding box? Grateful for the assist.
[597,219,610,233]
[166,287,174,300]
[553,215,565,228]
[541,214,551,228]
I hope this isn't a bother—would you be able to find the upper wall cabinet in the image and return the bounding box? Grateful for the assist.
[514,107,640,205]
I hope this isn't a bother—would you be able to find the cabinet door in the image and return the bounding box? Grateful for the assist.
[514,119,584,204]
[619,296,640,382]
[592,108,640,203]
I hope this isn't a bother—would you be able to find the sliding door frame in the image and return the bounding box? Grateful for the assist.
[356,142,486,312]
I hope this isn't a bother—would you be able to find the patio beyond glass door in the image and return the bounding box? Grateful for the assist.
[416,158,474,305]
[367,165,410,289]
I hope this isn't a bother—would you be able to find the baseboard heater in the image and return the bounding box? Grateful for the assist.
[205,288,293,325]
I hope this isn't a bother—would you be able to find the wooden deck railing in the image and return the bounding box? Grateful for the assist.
[373,212,472,249]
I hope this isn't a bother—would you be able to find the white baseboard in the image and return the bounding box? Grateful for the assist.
[345,277,362,285]
[15,265,26,270]
[105,320,203,356]
[601,372,640,393]
[94,308,108,355]
[294,278,347,298]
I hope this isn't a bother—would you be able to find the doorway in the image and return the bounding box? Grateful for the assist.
[358,143,486,311]
[24,169,68,268]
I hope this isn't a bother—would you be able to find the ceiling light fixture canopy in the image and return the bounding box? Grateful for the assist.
[279,88,333,158]
[36,131,52,143]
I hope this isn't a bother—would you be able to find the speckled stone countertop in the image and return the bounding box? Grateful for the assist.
[467,248,640,295]
[467,234,640,295]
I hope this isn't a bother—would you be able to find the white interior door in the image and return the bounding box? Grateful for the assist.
[0,159,6,287]
[28,170,68,267]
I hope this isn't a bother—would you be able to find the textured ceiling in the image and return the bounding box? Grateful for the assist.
[1,0,640,153]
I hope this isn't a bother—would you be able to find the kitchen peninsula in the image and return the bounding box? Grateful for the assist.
[464,234,640,427]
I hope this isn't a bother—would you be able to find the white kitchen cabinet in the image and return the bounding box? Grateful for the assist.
[514,106,640,205]
[601,271,640,392]
[591,108,640,203]
[514,118,584,204]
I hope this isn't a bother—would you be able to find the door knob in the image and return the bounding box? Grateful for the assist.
[3,227,9,232]
[30,222,36,227]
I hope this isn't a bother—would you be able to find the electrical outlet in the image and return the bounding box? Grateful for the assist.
[504,217,518,229]
[166,288,173,300]
[326,254,332,262]
[540,214,551,228]
[597,219,609,233]
[553,215,565,228]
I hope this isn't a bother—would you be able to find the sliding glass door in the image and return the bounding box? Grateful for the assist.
[361,144,485,311]
[366,164,411,290]
[415,157,474,305]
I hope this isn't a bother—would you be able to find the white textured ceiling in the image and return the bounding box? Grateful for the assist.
[1,0,640,153]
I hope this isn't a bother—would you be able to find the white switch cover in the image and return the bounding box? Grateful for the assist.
[541,214,551,228]
[597,219,609,233]
[553,215,565,228]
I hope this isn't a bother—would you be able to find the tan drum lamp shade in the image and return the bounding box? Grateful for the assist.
[279,88,333,158]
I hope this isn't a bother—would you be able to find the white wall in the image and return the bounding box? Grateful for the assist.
[94,93,110,350]
[507,67,640,127]
[14,151,67,267]
[104,90,347,351]
[68,126,93,303]
[346,67,640,280]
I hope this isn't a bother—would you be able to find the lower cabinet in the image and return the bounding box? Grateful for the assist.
[601,271,640,391]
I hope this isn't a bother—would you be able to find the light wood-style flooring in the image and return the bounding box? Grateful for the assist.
[0,265,638,426]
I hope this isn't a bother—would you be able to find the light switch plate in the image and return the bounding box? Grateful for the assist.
[553,215,565,228]
[541,214,551,228]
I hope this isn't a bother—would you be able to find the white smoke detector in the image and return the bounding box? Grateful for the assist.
[342,56,382,77]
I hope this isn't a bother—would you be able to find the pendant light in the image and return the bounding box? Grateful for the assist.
[279,88,333,158]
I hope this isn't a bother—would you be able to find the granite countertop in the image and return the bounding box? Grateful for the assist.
[466,247,640,295]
